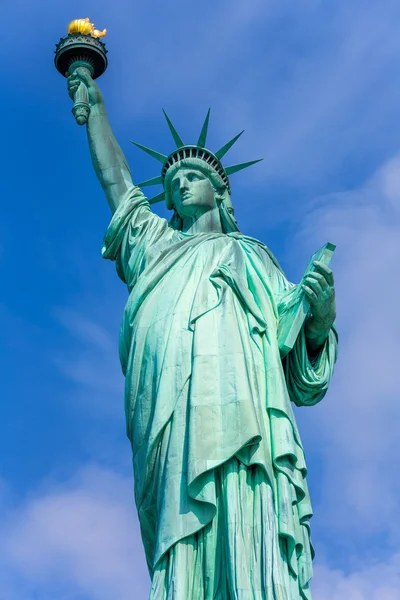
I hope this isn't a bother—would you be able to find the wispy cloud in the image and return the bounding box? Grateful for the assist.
[313,554,400,600]
[52,307,124,416]
[0,466,149,600]
[292,154,400,557]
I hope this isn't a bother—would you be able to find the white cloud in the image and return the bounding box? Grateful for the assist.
[292,154,400,545]
[313,555,400,600]
[0,466,149,600]
[1,462,399,600]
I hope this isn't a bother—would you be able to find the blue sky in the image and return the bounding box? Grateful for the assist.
[1,0,400,598]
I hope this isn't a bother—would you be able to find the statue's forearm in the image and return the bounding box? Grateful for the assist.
[86,104,133,213]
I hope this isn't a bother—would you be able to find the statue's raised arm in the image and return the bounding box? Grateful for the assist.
[68,68,133,213]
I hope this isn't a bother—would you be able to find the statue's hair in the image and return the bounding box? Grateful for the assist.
[164,159,240,233]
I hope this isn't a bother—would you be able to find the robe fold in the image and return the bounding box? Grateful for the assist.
[102,186,338,599]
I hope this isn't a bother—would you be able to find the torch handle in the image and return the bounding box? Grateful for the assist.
[71,66,92,126]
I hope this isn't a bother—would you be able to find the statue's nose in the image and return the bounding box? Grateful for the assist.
[180,177,189,191]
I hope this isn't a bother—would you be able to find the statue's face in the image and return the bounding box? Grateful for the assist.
[171,168,217,218]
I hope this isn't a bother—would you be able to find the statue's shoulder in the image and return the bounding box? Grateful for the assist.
[230,233,286,277]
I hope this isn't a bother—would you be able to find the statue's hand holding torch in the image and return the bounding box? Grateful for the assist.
[55,18,108,126]
[68,68,104,113]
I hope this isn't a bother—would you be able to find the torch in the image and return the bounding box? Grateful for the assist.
[54,18,108,125]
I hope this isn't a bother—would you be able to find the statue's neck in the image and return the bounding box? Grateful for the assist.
[181,207,223,235]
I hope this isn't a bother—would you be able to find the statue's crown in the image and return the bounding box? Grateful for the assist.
[131,109,263,205]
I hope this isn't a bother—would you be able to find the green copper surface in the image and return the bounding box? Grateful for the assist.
[225,158,264,175]
[129,141,168,163]
[197,108,211,148]
[162,109,185,148]
[54,33,108,126]
[214,129,244,159]
[64,67,338,600]
[136,175,164,188]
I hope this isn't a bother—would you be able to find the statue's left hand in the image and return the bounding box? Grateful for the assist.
[302,261,336,331]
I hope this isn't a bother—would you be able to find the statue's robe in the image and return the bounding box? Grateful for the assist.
[103,186,338,600]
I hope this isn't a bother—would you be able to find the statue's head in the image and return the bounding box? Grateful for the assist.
[131,110,262,233]
[164,159,239,233]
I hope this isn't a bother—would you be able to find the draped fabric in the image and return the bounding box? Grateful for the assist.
[150,458,303,600]
[102,186,338,599]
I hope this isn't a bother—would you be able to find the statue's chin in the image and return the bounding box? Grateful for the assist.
[177,200,216,218]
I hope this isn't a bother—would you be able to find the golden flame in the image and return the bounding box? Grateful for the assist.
[67,18,107,39]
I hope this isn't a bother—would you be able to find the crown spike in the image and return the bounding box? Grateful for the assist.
[162,109,185,148]
[197,108,211,148]
[148,191,166,205]
[130,141,168,163]
[225,159,263,176]
[215,130,245,160]
[136,175,163,187]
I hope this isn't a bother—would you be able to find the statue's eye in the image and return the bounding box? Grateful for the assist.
[188,172,202,181]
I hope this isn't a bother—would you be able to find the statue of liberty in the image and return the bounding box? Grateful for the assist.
[67,68,338,600]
